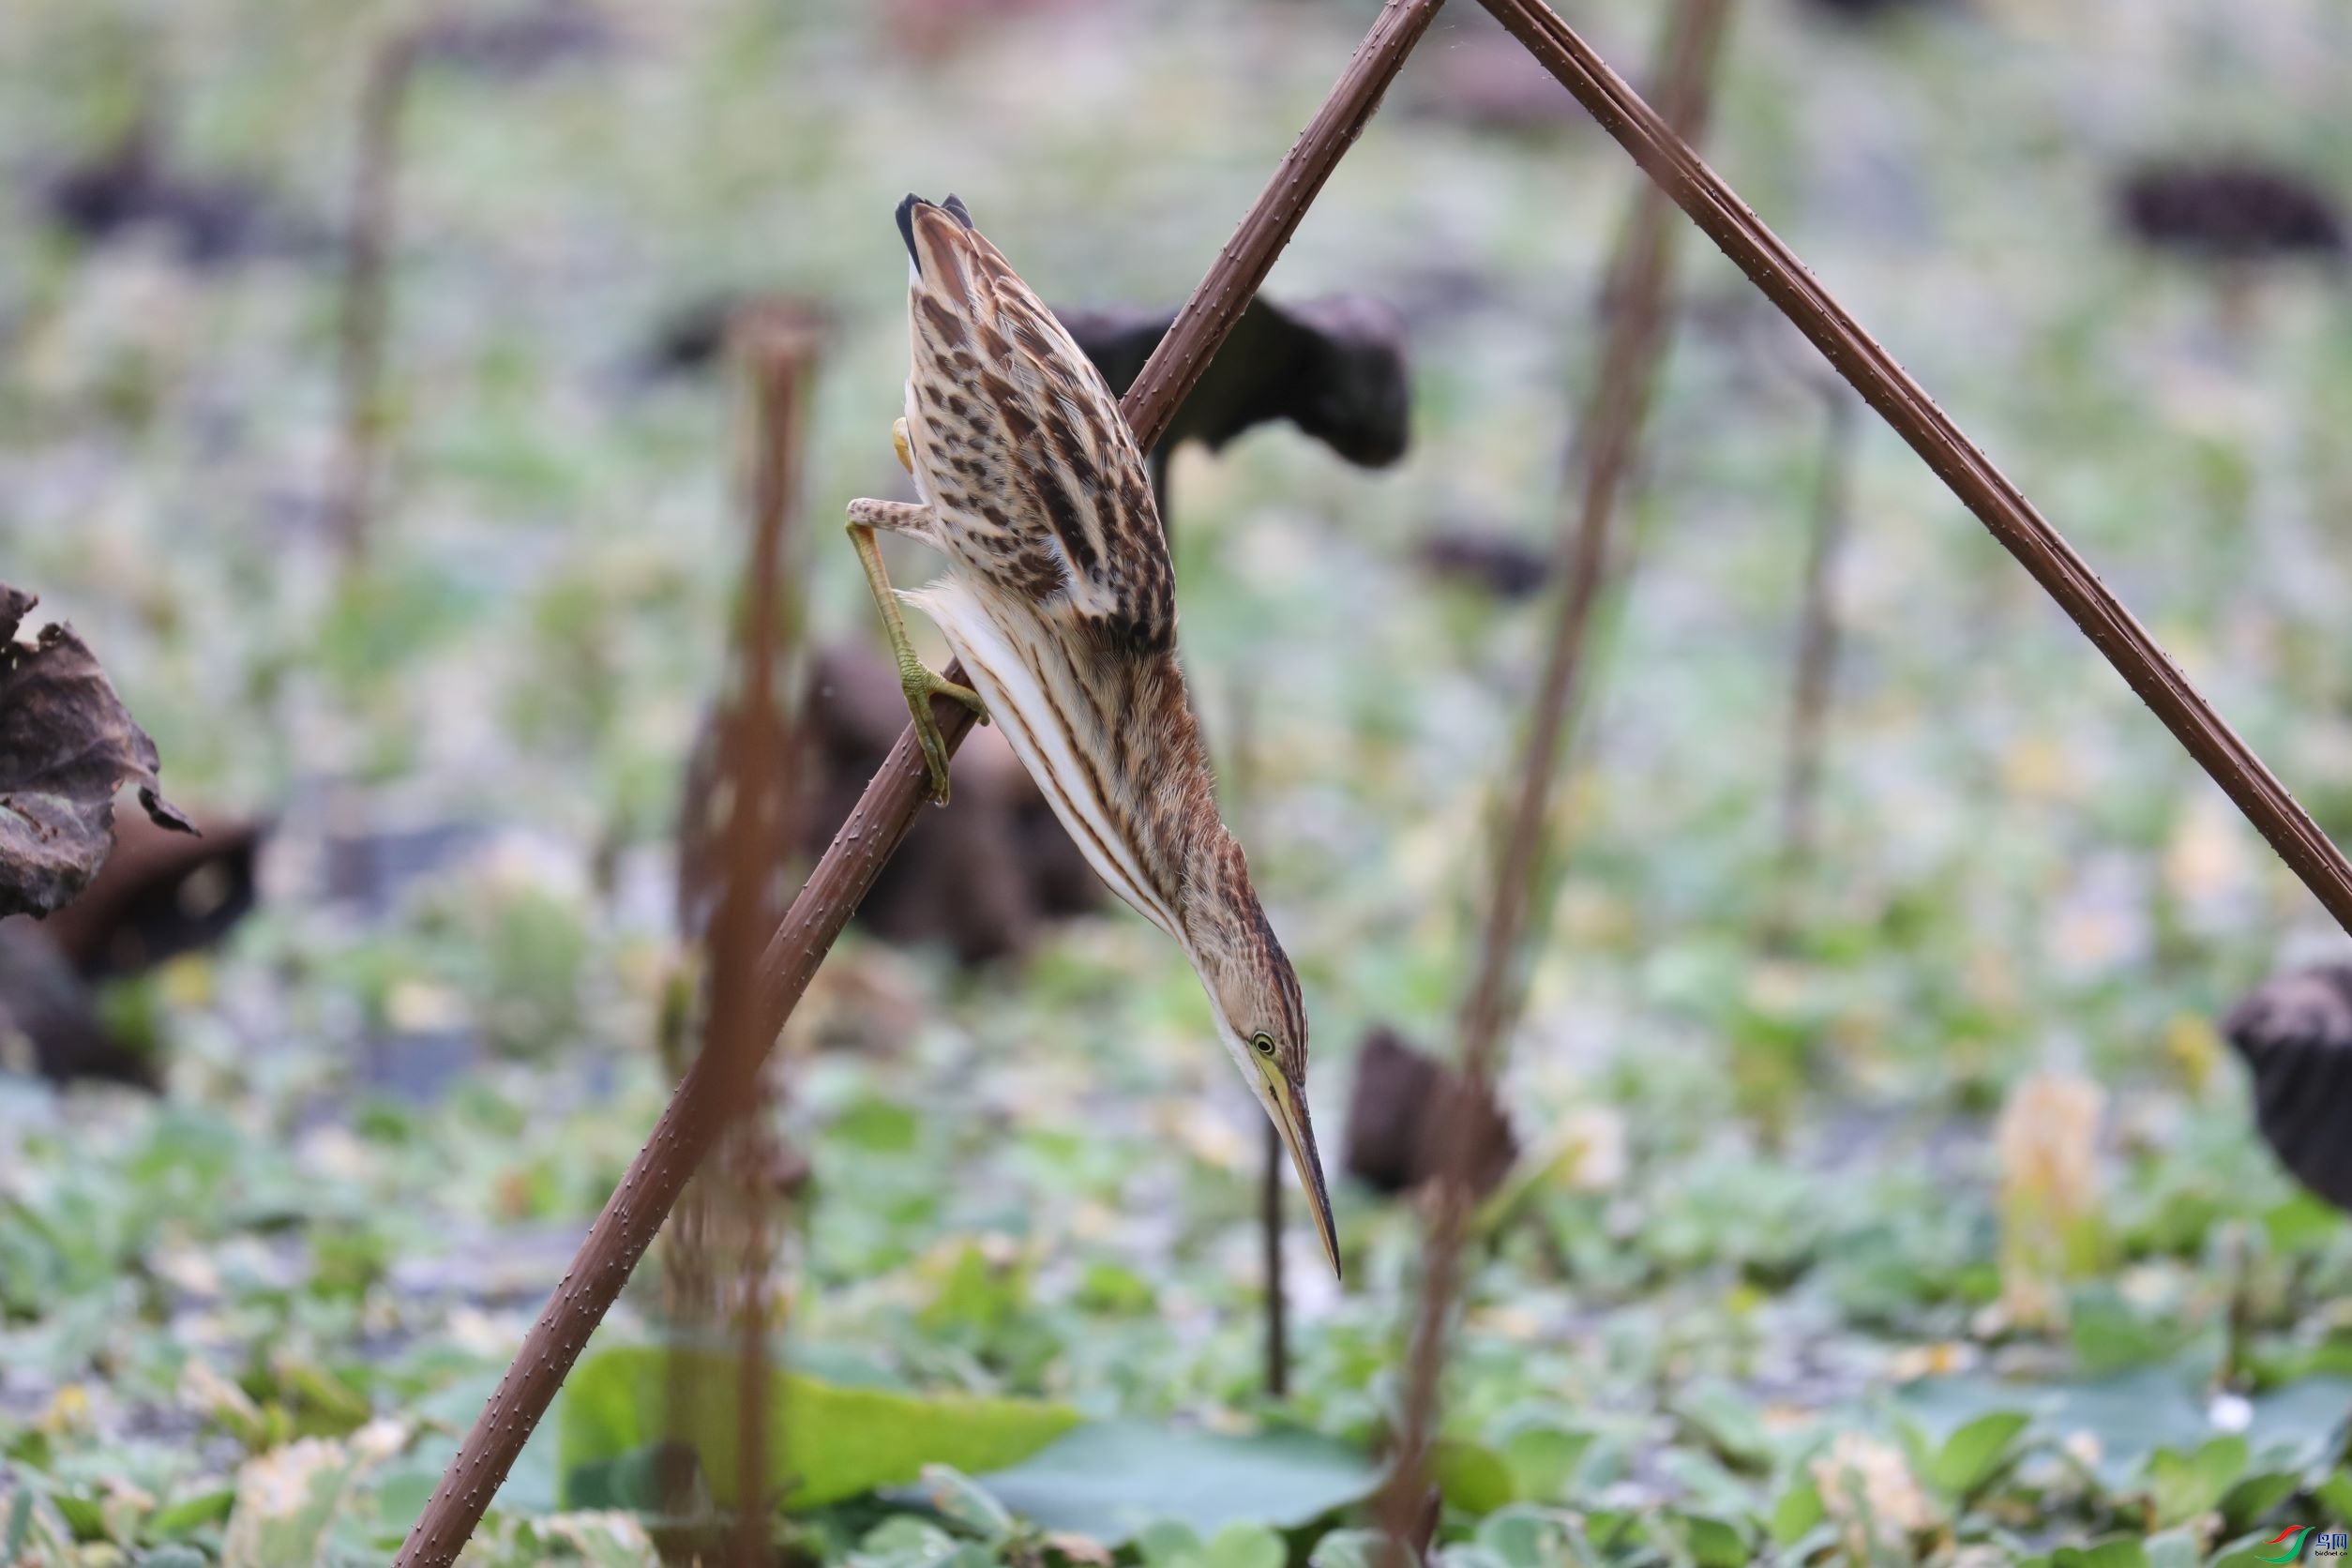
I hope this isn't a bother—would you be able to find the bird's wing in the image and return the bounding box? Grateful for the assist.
[899,196,1177,658]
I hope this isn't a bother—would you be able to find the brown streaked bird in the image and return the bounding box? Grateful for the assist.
[845,193,1340,1277]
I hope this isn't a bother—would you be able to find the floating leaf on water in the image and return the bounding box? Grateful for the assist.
[145,1485,236,1539]
[2050,1538,2151,1568]
[1306,1528,1389,1568]
[1473,1504,1581,1568]
[218,1438,368,1568]
[139,1548,211,1568]
[1668,1512,1753,1568]
[1924,1410,2030,1499]
[1767,1478,1824,1547]
[1434,1438,1517,1515]
[557,1343,1079,1511]
[1494,1421,1593,1503]
[540,1512,662,1568]
[2217,1469,2300,1538]
[2143,1435,2247,1528]
[915,1463,1016,1543]
[970,1421,1378,1545]
[1899,1369,2352,1491]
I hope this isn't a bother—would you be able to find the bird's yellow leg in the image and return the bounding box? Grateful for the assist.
[845,498,987,806]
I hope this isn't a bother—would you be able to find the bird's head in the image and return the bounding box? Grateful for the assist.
[1191,860,1340,1280]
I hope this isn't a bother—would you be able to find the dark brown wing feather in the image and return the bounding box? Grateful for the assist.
[898,196,1176,658]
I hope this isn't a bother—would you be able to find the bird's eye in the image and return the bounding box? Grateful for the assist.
[1252,1032,1277,1058]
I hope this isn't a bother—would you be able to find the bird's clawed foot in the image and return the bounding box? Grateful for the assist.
[847,477,982,805]
[898,656,988,806]
[846,498,984,805]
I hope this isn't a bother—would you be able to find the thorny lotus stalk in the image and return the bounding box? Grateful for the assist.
[1455,0,1731,1102]
[716,304,821,1561]
[1769,390,1858,945]
[1478,0,2352,937]
[656,304,820,1551]
[390,4,1441,1560]
[326,27,420,564]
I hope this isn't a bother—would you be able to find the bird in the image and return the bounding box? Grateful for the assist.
[844,193,1339,1277]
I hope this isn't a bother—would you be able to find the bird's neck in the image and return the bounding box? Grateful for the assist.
[1173,807,1259,962]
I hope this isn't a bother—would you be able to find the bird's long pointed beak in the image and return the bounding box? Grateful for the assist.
[1273,1085,1342,1281]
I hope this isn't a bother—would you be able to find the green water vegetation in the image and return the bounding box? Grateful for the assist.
[8,0,2352,1563]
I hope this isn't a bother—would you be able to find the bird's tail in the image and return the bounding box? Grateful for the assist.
[896,193,983,297]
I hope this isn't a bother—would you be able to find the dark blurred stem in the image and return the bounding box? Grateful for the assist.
[1450,0,1726,1072]
[668,307,822,1560]
[730,1140,774,1568]
[328,29,419,566]
[721,309,822,1563]
[1379,2,1730,1558]
[2221,1220,2254,1391]
[1767,391,1857,947]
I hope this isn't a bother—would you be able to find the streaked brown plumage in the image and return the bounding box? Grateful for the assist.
[846,194,1338,1276]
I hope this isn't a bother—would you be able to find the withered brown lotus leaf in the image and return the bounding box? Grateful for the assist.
[0,585,196,921]
[2223,963,2352,1212]
[1344,1024,1517,1199]
[1057,292,1410,499]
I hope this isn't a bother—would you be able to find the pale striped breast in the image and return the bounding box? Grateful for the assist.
[902,579,1184,942]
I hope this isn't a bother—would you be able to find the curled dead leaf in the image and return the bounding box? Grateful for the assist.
[1343,1024,1517,1199]
[0,584,196,921]
[1057,292,1411,495]
[2223,962,2352,1211]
